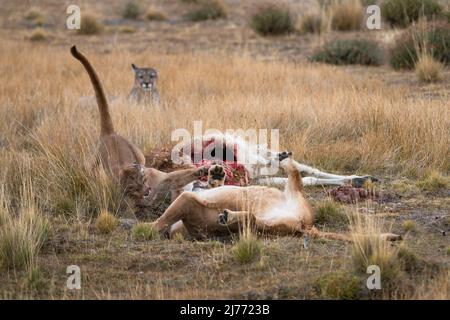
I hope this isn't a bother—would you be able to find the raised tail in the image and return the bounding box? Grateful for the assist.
[70,46,114,135]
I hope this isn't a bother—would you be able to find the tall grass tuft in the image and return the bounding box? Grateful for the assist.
[0,180,49,273]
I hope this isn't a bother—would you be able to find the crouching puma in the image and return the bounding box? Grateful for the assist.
[70,46,204,216]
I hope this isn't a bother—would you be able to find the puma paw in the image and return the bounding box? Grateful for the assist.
[218,209,230,226]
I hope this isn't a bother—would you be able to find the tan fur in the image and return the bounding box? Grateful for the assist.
[153,157,401,242]
[71,46,206,216]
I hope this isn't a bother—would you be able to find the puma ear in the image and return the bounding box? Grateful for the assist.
[131,63,137,71]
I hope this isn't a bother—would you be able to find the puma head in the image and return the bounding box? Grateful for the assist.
[132,64,158,91]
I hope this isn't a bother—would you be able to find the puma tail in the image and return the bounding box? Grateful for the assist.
[70,46,114,135]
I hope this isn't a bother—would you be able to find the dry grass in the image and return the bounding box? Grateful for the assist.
[350,211,401,284]
[29,29,47,42]
[402,220,417,233]
[77,13,103,35]
[330,0,364,31]
[0,181,49,273]
[146,9,168,21]
[415,53,444,82]
[416,170,449,191]
[95,211,118,234]
[0,38,448,299]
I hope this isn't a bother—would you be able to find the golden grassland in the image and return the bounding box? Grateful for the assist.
[0,38,448,299]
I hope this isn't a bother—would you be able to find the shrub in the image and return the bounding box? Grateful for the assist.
[415,53,444,82]
[381,0,443,27]
[132,223,159,241]
[300,13,324,33]
[95,211,118,234]
[231,234,262,264]
[77,13,103,35]
[416,170,449,192]
[250,4,295,36]
[186,0,227,22]
[29,29,46,41]
[311,39,384,65]
[24,9,46,26]
[390,23,450,69]
[314,272,361,299]
[331,0,364,31]
[401,220,417,233]
[146,9,168,21]
[123,2,141,19]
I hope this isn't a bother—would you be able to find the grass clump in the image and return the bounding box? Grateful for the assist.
[401,220,417,233]
[77,13,103,35]
[314,272,361,299]
[315,199,348,228]
[416,170,449,192]
[311,39,384,66]
[132,223,159,241]
[95,211,118,234]
[186,0,227,22]
[381,0,443,27]
[0,184,49,272]
[146,9,168,21]
[231,233,262,264]
[29,29,47,42]
[24,9,46,26]
[123,2,141,20]
[415,53,444,82]
[390,22,450,69]
[250,3,295,36]
[350,212,402,287]
[330,0,364,31]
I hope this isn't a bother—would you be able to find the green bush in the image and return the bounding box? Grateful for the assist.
[315,200,348,228]
[231,235,262,264]
[123,2,141,20]
[132,223,159,241]
[314,272,361,299]
[186,0,227,22]
[311,39,384,66]
[381,0,443,27]
[250,4,295,36]
[390,23,450,69]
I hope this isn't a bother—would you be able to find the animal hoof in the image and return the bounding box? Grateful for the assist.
[218,209,229,225]
[278,151,292,162]
[351,176,379,188]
